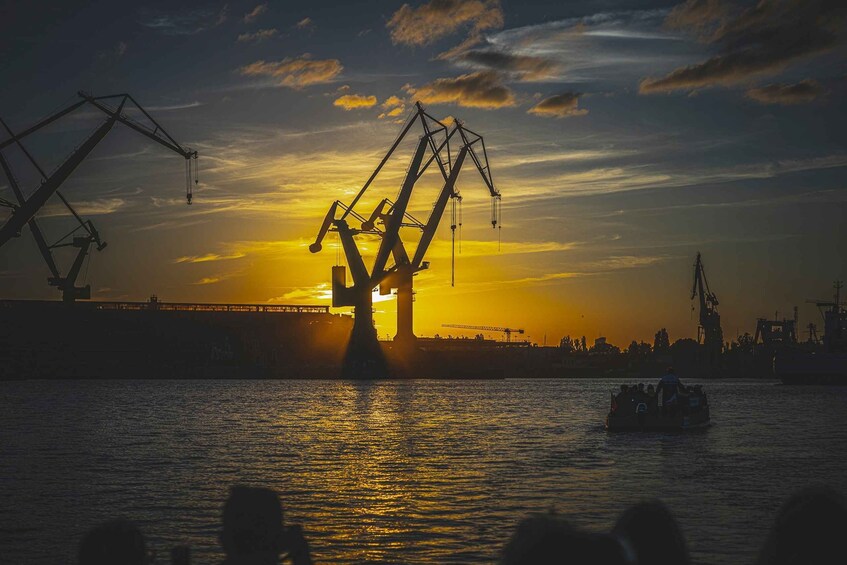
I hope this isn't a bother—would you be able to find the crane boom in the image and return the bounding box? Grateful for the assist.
[0,116,117,246]
[0,100,87,151]
[372,136,429,278]
[0,92,197,248]
[411,146,468,269]
[442,324,525,342]
[0,151,60,279]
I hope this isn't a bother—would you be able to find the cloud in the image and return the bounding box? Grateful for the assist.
[177,240,314,266]
[379,96,407,119]
[333,94,378,110]
[144,101,204,112]
[528,93,588,118]
[426,239,579,259]
[141,6,228,35]
[39,198,127,218]
[455,49,559,81]
[269,283,332,302]
[387,0,503,55]
[194,275,226,285]
[404,70,516,109]
[664,0,731,38]
[173,252,247,264]
[98,41,128,61]
[296,17,314,30]
[238,55,343,88]
[243,3,267,23]
[640,0,847,93]
[237,28,278,43]
[472,10,685,88]
[746,79,826,105]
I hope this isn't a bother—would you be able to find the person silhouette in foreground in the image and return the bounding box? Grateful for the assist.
[220,485,313,565]
[757,485,847,565]
[78,518,149,565]
[613,500,689,565]
[499,512,633,565]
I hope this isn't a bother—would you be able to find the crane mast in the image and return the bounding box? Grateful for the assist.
[310,102,501,377]
[691,252,724,365]
[0,92,197,300]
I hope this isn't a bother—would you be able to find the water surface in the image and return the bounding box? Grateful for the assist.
[2,379,846,564]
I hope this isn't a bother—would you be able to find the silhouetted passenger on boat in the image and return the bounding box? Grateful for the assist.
[613,500,690,565]
[757,485,847,565]
[78,518,149,565]
[499,512,633,564]
[219,486,313,565]
[646,384,658,409]
[656,368,686,415]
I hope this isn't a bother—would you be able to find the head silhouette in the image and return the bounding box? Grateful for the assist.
[500,513,631,565]
[78,519,148,565]
[757,485,847,565]
[220,486,286,559]
[613,500,689,565]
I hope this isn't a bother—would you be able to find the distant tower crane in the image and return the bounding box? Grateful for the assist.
[0,92,197,300]
[309,102,501,376]
[442,324,524,342]
[691,252,724,365]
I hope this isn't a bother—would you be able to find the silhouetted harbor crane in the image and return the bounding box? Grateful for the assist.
[442,324,525,342]
[691,252,724,366]
[310,102,501,376]
[0,92,197,301]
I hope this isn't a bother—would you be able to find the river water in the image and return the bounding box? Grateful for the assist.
[1,379,846,564]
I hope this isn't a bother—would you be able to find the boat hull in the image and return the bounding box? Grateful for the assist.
[606,407,711,432]
[774,351,847,385]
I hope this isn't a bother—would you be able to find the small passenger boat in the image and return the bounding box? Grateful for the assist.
[605,383,711,432]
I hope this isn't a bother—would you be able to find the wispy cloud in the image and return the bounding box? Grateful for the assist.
[192,269,246,286]
[481,10,686,86]
[175,239,312,265]
[454,49,560,81]
[38,198,127,217]
[144,101,204,112]
[426,239,579,259]
[141,5,228,35]
[268,282,332,302]
[237,28,278,43]
[243,3,267,24]
[173,252,247,264]
[238,55,343,88]
[746,80,826,105]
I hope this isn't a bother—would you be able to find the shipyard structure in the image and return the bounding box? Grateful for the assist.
[2,93,844,381]
[0,298,352,379]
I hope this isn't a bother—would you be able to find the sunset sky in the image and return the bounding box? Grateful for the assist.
[1,0,845,346]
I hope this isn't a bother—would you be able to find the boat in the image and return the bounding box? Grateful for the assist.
[774,351,847,385]
[775,282,847,385]
[605,384,711,431]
